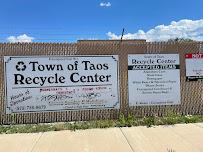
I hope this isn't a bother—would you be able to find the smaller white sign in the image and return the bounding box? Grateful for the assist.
[128,54,181,106]
[185,53,203,81]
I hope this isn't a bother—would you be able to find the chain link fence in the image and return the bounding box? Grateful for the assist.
[0,40,202,124]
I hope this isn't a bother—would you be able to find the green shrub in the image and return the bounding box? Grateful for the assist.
[183,115,199,123]
[163,111,180,125]
[0,113,203,134]
[117,113,127,127]
[143,116,155,127]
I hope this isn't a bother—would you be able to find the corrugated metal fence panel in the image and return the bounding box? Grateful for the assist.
[0,41,202,124]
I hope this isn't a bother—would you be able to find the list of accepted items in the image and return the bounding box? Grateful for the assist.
[128,54,181,106]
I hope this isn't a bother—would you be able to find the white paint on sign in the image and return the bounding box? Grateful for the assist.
[4,56,119,114]
[128,54,181,106]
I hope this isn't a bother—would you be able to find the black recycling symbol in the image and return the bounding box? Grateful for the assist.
[16,61,26,71]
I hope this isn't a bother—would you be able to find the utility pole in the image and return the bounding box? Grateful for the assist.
[120,28,125,42]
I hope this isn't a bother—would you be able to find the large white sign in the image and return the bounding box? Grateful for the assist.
[128,54,180,106]
[185,53,203,81]
[4,56,119,114]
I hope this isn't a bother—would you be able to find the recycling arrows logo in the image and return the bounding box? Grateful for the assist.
[16,61,26,71]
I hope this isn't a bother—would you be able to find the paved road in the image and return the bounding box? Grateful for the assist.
[0,123,202,152]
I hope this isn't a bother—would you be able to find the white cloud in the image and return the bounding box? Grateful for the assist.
[100,2,111,7]
[107,19,203,41]
[7,34,34,43]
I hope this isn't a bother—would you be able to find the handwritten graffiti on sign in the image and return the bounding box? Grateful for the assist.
[4,56,119,114]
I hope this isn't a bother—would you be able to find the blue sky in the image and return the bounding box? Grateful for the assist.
[0,0,203,42]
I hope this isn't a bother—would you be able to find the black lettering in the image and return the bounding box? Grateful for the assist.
[59,76,65,83]
[74,61,78,70]
[25,77,32,84]
[47,76,54,83]
[33,77,40,85]
[106,75,111,82]
[67,64,74,70]
[97,64,102,70]
[80,75,86,82]
[82,61,91,70]
[14,74,24,84]
[29,62,38,71]
[70,73,79,83]
[45,64,55,71]
[39,77,47,86]
[103,63,109,70]
[38,65,45,71]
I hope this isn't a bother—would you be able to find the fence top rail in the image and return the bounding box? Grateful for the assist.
[0,40,202,45]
